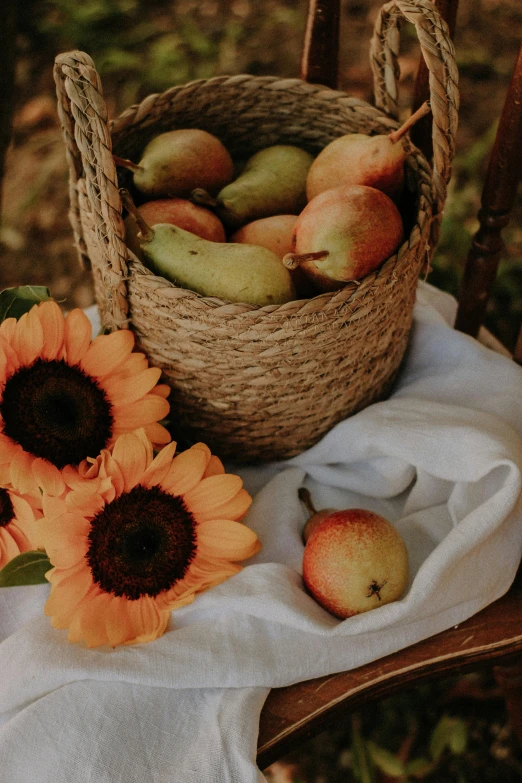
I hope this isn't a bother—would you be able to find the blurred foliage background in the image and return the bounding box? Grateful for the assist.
[0,2,522,779]
[1,0,521,349]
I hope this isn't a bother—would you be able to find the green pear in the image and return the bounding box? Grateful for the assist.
[114,129,234,198]
[120,190,295,307]
[193,145,314,229]
[124,198,226,259]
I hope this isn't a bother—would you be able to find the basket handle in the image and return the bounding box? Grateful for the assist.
[370,0,459,212]
[54,51,129,331]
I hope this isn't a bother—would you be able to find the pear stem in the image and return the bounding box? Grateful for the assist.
[113,154,144,173]
[298,487,318,517]
[119,188,154,241]
[283,250,329,270]
[191,188,219,210]
[388,100,431,145]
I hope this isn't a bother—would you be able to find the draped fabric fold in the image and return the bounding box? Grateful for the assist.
[1,282,521,782]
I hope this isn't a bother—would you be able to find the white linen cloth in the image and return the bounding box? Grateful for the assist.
[1,281,522,782]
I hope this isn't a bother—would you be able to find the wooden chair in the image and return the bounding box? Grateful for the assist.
[257,0,522,770]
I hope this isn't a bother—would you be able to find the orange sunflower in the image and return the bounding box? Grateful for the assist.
[41,429,260,648]
[0,301,171,500]
[0,486,41,569]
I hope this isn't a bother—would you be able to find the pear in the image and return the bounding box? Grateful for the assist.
[229,214,297,259]
[298,487,338,544]
[301,489,409,618]
[230,214,316,299]
[306,101,431,201]
[114,129,234,198]
[125,198,226,259]
[283,185,404,291]
[193,145,314,229]
[121,189,296,307]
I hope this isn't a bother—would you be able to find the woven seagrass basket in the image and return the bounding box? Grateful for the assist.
[53,0,458,464]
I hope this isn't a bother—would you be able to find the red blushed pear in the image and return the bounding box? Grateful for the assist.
[283,185,404,292]
[306,101,431,202]
[230,214,297,259]
[125,198,226,258]
[230,214,316,299]
[299,487,337,543]
[300,489,409,619]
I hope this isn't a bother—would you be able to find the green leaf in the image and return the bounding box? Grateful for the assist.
[448,718,468,755]
[0,550,51,587]
[0,286,52,322]
[367,740,406,777]
[429,715,467,762]
[351,715,376,783]
[406,757,436,778]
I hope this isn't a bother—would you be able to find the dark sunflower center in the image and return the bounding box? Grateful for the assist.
[0,488,15,528]
[87,485,198,600]
[0,358,113,469]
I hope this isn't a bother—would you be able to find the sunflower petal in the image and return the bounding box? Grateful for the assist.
[12,307,44,367]
[10,448,38,496]
[102,594,138,647]
[65,488,106,516]
[125,594,168,644]
[32,458,66,497]
[112,394,170,427]
[0,527,27,567]
[10,494,40,548]
[80,329,134,379]
[130,611,170,646]
[106,351,149,381]
[183,474,245,514]
[141,421,172,447]
[101,367,162,406]
[41,492,68,521]
[64,309,93,365]
[38,300,65,360]
[202,454,225,478]
[0,344,8,380]
[193,488,252,523]
[0,317,16,341]
[68,590,111,647]
[44,564,93,624]
[141,441,177,487]
[111,430,153,491]
[2,522,32,556]
[161,446,211,496]
[42,516,89,568]
[197,519,261,560]
[150,383,171,399]
[156,588,196,613]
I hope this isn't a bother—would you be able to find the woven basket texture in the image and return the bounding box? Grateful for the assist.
[54,0,459,463]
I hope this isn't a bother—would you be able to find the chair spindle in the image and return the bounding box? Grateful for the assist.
[455,42,522,339]
[300,0,340,89]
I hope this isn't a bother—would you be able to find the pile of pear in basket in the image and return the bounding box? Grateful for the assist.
[54,0,458,463]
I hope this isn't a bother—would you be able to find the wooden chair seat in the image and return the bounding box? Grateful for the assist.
[258,542,522,769]
[255,0,522,770]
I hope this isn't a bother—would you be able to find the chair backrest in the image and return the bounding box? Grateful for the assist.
[302,0,522,357]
